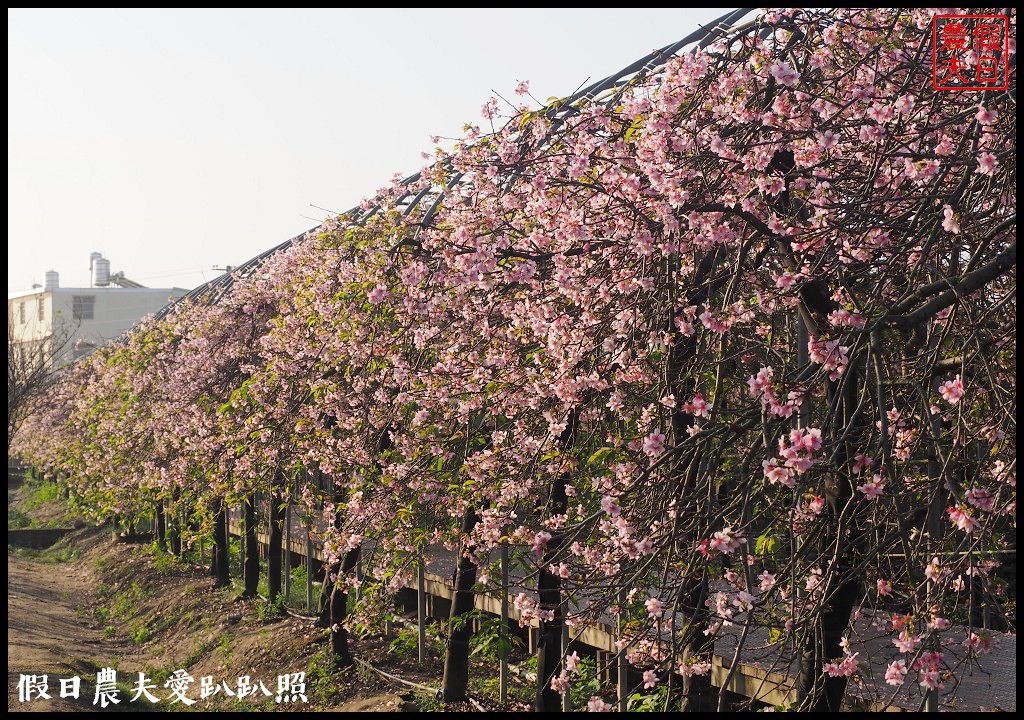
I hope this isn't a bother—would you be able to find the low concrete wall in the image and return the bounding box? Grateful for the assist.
[8,528,76,548]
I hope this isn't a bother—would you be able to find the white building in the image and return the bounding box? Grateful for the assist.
[8,259,187,368]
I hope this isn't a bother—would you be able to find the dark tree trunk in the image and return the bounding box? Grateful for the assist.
[442,506,481,703]
[794,560,860,711]
[535,475,568,712]
[212,498,230,588]
[268,477,284,601]
[243,494,259,598]
[650,248,735,712]
[170,526,182,555]
[329,546,361,665]
[679,574,715,711]
[795,368,864,711]
[533,413,577,712]
[667,311,716,713]
[170,487,182,556]
[156,500,167,551]
[318,474,345,627]
[675,461,715,712]
[317,556,339,627]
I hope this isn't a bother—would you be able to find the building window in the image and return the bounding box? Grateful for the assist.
[18,302,26,324]
[37,296,45,321]
[72,295,95,321]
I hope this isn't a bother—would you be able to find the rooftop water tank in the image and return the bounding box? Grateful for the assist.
[93,255,110,287]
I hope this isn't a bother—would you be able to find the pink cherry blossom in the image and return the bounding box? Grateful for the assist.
[893,631,921,654]
[708,526,745,554]
[925,556,945,583]
[634,537,655,555]
[918,669,942,691]
[642,431,666,458]
[679,660,711,677]
[823,652,859,677]
[683,392,712,418]
[763,460,796,488]
[938,375,965,404]
[976,152,998,175]
[857,475,885,500]
[965,488,995,512]
[601,495,621,517]
[550,670,570,694]
[947,505,978,534]
[975,104,997,125]
[885,659,908,685]
[941,204,960,234]
[769,60,800,86]
[645,597,665,618]
[963,632,993,656]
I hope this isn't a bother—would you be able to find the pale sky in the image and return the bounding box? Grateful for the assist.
[8,8,741,293]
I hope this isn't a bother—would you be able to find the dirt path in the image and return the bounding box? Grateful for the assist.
[6,476,440,713]
[7,546,406,713]
[7,554,120,712]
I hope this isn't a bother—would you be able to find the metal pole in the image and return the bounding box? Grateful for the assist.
[500,543,509,705]
[417,557,427,664]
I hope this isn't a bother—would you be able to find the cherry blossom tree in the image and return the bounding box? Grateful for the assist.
[14,7,1015,713]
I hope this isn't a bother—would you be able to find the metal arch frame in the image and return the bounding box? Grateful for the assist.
[148,7,759,325]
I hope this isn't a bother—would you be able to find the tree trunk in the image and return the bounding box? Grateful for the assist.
[794,558,860,710]
[678,574,715,711]
[318,474,345,627]
[667,311,716,712]
[442,506,481,703]
[535,471,570,712]
[268,477,284,601]
[156,500,167,551]
[212,498,230,588]
[329,546,361,665]
[652,248,733,712]
[243,494,259,598]
[317,556,339,627]
[674,462,715,712]
[795,369,864,711]
[170,487,182,556]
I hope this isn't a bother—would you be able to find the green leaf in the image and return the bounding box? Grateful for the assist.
[587,447,616,467]
[623,116,645,144]
[755,530,778,558]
